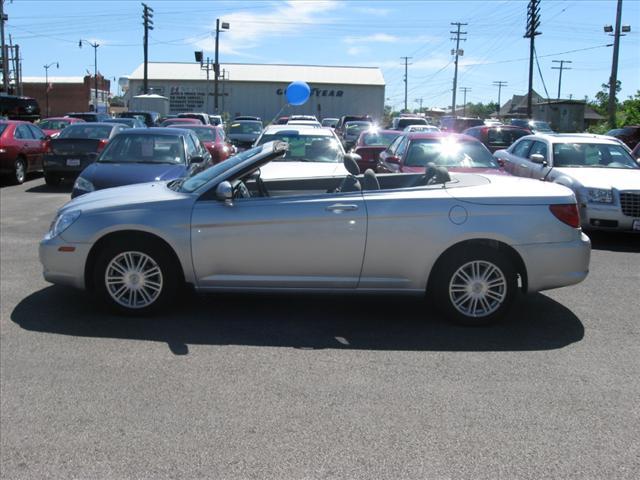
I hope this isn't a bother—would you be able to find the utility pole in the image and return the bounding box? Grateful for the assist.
[401,56,412,112]
[493,80,507,115]
[44,61,59,117]
[459,87,471,116]
[1,0,7,92]
[79,40,99,111]
[605,0,628,129]
[142,3,154,94]
[214,19,230,113]
[551,60,572,100]
[415,97,423,114]
[450,22,467,116]
[525,0,541,118]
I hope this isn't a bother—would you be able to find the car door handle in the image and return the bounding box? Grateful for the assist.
[326,204,359,212]
[520,163,529,168]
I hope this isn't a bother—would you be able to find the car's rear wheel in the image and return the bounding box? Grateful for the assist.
[44,173,61,186]
[13,158,26,185]
[94,240,178,315]
[433,247,517,325]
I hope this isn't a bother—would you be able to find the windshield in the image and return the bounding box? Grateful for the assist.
[553,143,639,169]
[58,124,113,139]
[405,139,499,168]
[397,118,427,129]
[487,128,530,146]
[257,133,342,162]
[230,121,262,135]
[186,127,217,142]
[531,121,553,131]
[362,131,399,146]
[179,145,264,193]
[38,119,71,130]
[99,134,185,164]
[345,122,372,136]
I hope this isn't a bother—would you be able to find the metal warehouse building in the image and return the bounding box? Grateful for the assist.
[122,62,385,122]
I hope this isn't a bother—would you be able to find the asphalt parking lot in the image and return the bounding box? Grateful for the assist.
[1,176,639,480]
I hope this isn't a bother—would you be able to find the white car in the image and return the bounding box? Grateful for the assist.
[254,125,350,179]
[495,134,640,232]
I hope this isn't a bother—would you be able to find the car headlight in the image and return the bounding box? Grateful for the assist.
[44,210,81,240]
[73,176,95,193]
[586,188,613,203]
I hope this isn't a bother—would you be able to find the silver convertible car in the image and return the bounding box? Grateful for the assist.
[40,141,591,325]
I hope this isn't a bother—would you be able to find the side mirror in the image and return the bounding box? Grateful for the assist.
[191,155,204,164]
[386,155,401,165]
[530,153,547,165]
[215,181,233,202]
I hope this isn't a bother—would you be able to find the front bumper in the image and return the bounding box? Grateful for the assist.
[39,236,91,290]
[515,232,591,293]
[579,202,640,232]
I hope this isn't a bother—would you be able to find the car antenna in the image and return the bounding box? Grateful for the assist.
[541,162,554,182]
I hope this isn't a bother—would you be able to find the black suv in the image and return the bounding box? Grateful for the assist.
[0,95,41,122]
[606,126,640,150]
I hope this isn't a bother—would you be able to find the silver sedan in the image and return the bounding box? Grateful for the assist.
[40,141,591,325]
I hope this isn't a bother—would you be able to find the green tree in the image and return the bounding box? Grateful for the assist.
[619,91,640,125]
[591,81,621,116]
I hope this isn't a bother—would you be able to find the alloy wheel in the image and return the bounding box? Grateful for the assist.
[104,251,163,309]
[448,260,507,318]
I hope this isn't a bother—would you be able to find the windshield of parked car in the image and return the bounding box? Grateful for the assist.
[362,131,399,146]
[257,133,342,162]
[58,124,113,139]
[38,119,71,130]
[397,118,427,129]
[345,122,372,136]
[405,139,499,168]
[405,125,440,133]
[184,127,217,142]
[552,143,639,168]
[98,134,185,164]
[486,127,530,146]
[530,120,553,131]
[229,121,262,135]
[178,145,264,193]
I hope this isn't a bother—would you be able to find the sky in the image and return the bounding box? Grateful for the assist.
[4,0,640,111]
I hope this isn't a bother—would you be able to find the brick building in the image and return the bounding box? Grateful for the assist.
[21,75,110,117]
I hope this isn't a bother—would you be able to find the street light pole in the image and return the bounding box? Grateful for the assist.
[214,19,229,113]
[79,39,99,111]
[43,61,58,117]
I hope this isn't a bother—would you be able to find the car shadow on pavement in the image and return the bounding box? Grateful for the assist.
[587,231,640,253]
[24,183,72,194]
[11,286,584,355]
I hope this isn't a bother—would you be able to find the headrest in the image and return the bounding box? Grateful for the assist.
[344,155,361,176]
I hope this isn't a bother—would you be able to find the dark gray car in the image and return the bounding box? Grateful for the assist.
[228,120,263,151]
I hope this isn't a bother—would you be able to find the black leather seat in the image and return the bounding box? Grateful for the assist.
[363,169,380,190]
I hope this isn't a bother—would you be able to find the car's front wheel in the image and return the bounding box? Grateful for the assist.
[432,247,517,325]
[94,240,179,315]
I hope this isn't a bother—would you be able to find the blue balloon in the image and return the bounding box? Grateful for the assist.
[285,81,310,106]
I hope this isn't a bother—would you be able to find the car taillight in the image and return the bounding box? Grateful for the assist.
[549,204,580,228]
[97,139,108,152]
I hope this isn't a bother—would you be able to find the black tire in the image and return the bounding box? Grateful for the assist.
[93,239,180,315]
[44,172,61,186]
[12,157,26,185]
[431,246,517,326]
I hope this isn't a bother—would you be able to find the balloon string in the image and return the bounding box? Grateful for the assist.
[269,103,290,126]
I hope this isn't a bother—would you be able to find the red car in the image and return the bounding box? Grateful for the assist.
[377,132,509,176]
[37,117,85,138]
[462,125,532,153]
[160,118,203,127]
[179,125,235,163]
[352,129,400,172]
[0,120,48,184]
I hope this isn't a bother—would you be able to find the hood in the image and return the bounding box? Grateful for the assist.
[228,133,259,143]
[552,167,640,191]
[260,161,349,180]
[60,181,192,215]
[81,162,189,190]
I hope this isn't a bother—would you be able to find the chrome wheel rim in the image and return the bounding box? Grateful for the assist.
[15,160,25,183]
[449,260,507,318]
[105,251,163,309]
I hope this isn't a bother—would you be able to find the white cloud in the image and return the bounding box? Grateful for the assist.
[354,7,390,16]
[347,46,365,56]
[344,33,398,45]
[193,1,340,55]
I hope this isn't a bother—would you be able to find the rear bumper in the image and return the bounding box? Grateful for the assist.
[515,232,591,293]
[43,155,96,175]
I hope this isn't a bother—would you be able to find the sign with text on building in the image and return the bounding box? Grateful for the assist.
[276,87,344,98]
